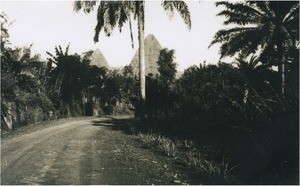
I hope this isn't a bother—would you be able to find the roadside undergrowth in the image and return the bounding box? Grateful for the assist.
[137,132,237,184]
[138,133,177,157]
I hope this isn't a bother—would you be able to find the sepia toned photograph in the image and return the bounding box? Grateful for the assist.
[1,0,299,185]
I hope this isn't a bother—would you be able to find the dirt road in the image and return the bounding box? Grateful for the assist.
[1,117,192,185]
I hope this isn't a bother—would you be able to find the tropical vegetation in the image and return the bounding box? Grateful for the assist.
[73,0,191,121]
[1,0,299,184]
[210,1,299,103]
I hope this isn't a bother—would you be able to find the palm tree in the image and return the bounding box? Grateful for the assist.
[233,55,261,105]
[210,1,299,103]
[73,0,191,121]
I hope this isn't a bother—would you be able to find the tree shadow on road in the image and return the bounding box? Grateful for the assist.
[91,116,135,135]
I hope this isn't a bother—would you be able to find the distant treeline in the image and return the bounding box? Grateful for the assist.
[1,43,137,130]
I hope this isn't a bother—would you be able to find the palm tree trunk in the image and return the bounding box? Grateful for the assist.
[138,1,146,121]
[243,84,249,105]
[277,37,285,109]
[281,62,285,100]
[278,61,286,111]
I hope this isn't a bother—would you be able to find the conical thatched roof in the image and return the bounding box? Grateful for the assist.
[130,34,162,76]
[82,49,109,69]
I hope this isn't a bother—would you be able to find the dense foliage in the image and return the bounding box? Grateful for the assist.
[1,1,298,183]
[1,13,53,129]
[144,57,298,184]
[1,13,136,129]
[141,1,299,184]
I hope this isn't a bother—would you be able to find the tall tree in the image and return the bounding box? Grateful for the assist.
[157,48,177,85]
[73,0,191,121]
[156,48,177,116]
[210,1,299,104]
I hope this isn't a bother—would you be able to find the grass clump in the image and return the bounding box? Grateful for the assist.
[138,133,177,158]
[184,148,237,183]
[137,132,237,184]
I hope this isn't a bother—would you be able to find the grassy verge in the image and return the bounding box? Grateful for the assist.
[133,115,299,184]
[137,132,237,184]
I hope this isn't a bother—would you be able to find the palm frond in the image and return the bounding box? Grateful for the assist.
[217,24,271,58]
[124,1,137,48]
[217,10,260,25]
[216,1,265,20]
[128,17,134,48]
[46,51,55,59]
[283,2,299,23]
[65,44,70,56]
[103,6,113,36]
[118,4,128,32]
[73,1,97,13]
[161,1,175,19]
[246,1,273,19]
[161,0,191,30]
[282,3,299,44]
[234,54,260,72]
[94,1,106,42]
[94,1,133,43]
[210,27,257,47]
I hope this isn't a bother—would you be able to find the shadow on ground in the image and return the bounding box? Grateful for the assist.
[90,116,210,185]
[91,117,135,135]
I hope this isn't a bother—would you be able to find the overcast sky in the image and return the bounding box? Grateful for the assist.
[2,0,227,71]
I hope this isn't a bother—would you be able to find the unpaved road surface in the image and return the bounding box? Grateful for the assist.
[1,117,194,185]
